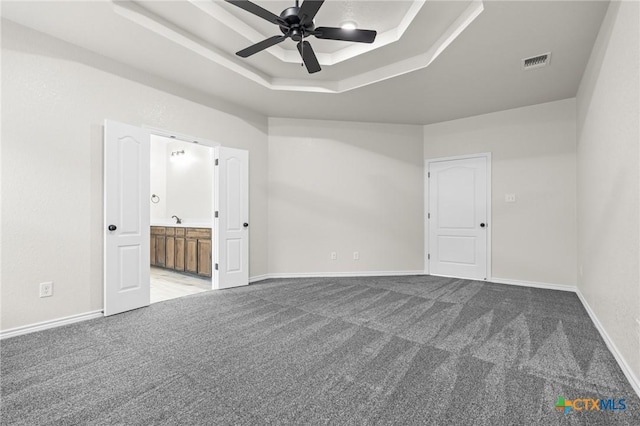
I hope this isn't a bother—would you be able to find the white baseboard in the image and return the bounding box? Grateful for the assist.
[262,270,426,280]
[489,277,576,292]
[0,310,103,340]
[249,274,270,283]
[575,289,640,398]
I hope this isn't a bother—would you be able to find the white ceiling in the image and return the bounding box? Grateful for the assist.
[2,0,609,124]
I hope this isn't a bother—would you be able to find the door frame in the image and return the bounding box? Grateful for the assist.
[424,152,492,279]
[145,126,220,290]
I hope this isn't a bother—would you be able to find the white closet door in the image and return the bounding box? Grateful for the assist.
[428,156,488,280]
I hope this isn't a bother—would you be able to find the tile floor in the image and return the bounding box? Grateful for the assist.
[150,267,211,304]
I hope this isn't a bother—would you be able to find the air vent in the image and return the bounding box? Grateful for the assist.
[522,52,550,70]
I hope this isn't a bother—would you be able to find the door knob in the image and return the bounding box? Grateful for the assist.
[108,225,117,231]
[480,223,486,228]
[243,223,249,228]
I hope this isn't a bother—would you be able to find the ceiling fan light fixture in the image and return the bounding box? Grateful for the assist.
[340,21,357,30]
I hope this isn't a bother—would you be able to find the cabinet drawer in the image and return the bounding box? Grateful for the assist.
[165,227,176,236]
[186,228,211,239]
[175,228,185,237]
[151,226,165,235]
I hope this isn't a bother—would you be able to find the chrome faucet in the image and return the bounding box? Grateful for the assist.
[171,215,182,224]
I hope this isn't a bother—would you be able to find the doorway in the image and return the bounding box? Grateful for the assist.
[103,120,250,316]
[149,134,214,303]
[425,153,491,280]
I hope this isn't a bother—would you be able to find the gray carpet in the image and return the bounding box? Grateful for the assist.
[2,275,639,425]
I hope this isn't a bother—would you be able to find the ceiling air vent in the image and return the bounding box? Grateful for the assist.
[522,52,550,70]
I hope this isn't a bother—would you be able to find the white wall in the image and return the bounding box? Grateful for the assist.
[1,21,269,331]
[268,118,424,275]
[576,0,640,382]
[150,136,213,224]
[150,137,168,220]
[424,99,577,287]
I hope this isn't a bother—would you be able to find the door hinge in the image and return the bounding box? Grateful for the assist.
[215,263,219,270]
[428,172,430,178]
[214,211,218,218]
[428,213,430,219]
[428,254,431,260]
[215,159,219,166]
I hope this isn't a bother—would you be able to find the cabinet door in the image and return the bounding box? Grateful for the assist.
[185,238,198,274]
[197,239,212,277]
[156,235,166,267]
[150,234,156,266]
[165,236,175,269]
[175,237,185,271]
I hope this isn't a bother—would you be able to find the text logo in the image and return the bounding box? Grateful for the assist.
[555,397,626,414]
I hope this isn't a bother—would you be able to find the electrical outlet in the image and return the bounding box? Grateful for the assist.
[353,251,359,260]
[505,194,517,203]
[39,281,53,298]
[330,251,337,260]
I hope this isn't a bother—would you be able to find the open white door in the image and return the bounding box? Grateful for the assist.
[104,120,150,316]
[214,147,249,289]
[428,155,489,280]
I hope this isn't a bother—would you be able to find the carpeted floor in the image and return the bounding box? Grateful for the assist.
[2,275,639,425]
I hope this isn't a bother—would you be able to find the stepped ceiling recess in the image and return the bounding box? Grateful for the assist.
[2,1,609,124]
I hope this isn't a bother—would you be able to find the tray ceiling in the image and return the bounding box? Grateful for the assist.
[112,0,482,92]
[1,1,610,125]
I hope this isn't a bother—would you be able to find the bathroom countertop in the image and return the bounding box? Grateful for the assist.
[151,222,212,228]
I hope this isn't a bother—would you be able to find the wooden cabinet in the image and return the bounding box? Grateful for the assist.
[175,228,185,272]
[185,228,212,276]
[150,226,166,267]
[150,234,156,265]
[198,239,212,276]
[164,227,177,269]
[150,226,211,277]
[156,236,166,267]
[185,238,198,275]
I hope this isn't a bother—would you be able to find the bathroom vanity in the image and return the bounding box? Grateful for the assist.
[150,226,212,277]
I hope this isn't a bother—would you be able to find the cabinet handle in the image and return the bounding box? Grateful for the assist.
[108,225,117,231]
[243,223,249,228]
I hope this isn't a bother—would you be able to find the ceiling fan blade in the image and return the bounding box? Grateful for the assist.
[236,35,288,58]
[297,41,321,74]
[298,0,324,26]
[225,0,288,27]
[313,27,377,43]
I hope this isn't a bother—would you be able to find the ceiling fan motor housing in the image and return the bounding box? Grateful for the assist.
[280,6,315,41]
[226,0,377,74]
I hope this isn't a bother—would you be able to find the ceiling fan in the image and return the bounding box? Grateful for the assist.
[225,0,377,73]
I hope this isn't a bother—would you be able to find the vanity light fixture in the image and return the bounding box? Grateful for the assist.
[170,150,185,157]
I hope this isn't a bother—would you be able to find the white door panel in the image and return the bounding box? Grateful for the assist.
[104,120,150,316]
[215,147,249,289]
[428,156,488,280]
